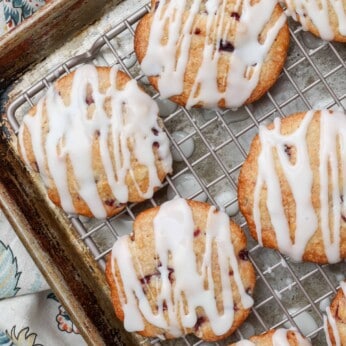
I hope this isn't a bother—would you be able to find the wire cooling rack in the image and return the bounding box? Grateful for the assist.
[6,3,346,345]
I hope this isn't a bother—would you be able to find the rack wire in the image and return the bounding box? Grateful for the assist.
[6,3,346,345]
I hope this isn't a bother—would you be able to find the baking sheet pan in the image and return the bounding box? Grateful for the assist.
[1,1,346,345]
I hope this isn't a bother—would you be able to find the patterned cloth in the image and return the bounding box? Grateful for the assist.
[0,0,46,36]
[0,2,85,344]
[0,208,86,345]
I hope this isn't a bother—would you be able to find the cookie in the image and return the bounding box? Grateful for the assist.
[106,198,255,341]
[238,110,346,264]
[284,0,346,42]
[324,281,346,346]
[134,0,289,109]
[230,328,311,345]
[18,65,172,218]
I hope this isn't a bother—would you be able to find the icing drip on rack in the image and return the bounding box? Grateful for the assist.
[285,0,346,40]
[324,281,346,346]
[111,198,253,336]
[253,110,346,263]
[18,65,172,218]
[141,0,286,109]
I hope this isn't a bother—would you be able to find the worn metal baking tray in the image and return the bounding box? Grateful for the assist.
[1,1,346,345]
[0,0,122,91]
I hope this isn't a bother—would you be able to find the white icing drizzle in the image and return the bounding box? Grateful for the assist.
[20,100,51,187]
[285,0,346,40]
[341,281,346,296]
[325,307,341,346]
[141,0,286,109]
[324,281,346,346]
[235,340,255,346]
[324,315,333,346]
[111,198,253,336]
[19,65,172,218]
[235,328,311,346]
[294,331,312,346]
[253,110,346,263]
[272,328,292,346]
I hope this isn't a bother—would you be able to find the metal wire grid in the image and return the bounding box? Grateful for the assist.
[6,3,346,345]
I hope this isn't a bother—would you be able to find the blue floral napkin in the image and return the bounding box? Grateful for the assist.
[0,0,46,36]
[0,209,49,299]
[1,2,87,344]
[0,208,86,345]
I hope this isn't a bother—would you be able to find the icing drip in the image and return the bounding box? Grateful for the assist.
[235,341,255,346]
[272,329,311,346]
[341,281,346,296]
[285,0,346,40]
[141,0,286,109]
[111,198,253,336]
[294,332,312,346]
[272,328,291,346]
[235,328,311,346]
[325,307,341,346]
[324,315,333,346]
[19,65,172,218]
[253,110,346,262]
[324,282,346,346]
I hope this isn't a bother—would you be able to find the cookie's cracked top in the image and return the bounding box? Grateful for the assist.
[106,198,255,341]
[135,0,289,109]
[239,110,346,264]
[18,65,172,218]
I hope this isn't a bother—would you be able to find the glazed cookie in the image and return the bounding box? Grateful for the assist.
[284,0,346,42]
[230,328,311,345]
[18,65,172,219]
[106,198,255,341]
[134,0,289,109]
[238,110,346,264]
[324,281,346,345]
